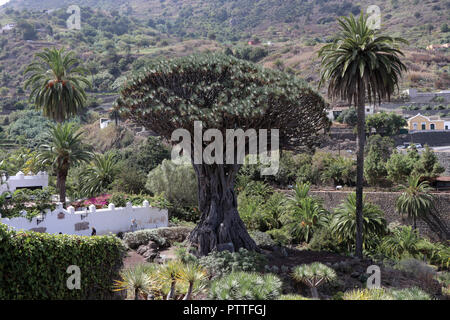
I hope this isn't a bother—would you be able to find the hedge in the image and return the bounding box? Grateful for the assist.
[122,226,193,249]
[0,223,126,299]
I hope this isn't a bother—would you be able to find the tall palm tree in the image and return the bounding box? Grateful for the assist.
[318,13,407,258]
[396,175,435,230]
[82,152,119,197]
[38,123,92,204]
[24,48,91,123]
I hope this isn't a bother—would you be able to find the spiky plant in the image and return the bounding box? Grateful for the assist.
[379,226,421,260]
[113,264,160,300]
[331,192,387,252]
[396,175,435,230]
[82,152,119,197]
[158,260,184,300]
[176,263,208,300]
[282,195,328,243]
[292,262,337,299]
[24,48,91,122]
[209,272,282,300]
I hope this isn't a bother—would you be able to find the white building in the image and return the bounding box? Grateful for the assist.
[1,171,49,195]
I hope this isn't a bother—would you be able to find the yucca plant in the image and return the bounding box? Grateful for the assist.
[158,260,184,300]
[396,175,435,230]
[113,264,161,300]
[292,263,337,299]
[389,287,432,300]
[209,272,282,300]
[331,193,387,253]
[319,13,408,258]
[24,47,91,122]
[176,263,208,300]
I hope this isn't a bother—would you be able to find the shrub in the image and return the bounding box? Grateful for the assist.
[0,223,125,299]
[278,294,311,300]
[146,159,197,208]
[267,228,292,246]
[122,229,169,249]
[388,287,432,300]
[379,226,421,260]
[249,230,275,247]
[198,248,267,279]
[122,226,192,249]
[209,272,282,300]
[343,288,392,300]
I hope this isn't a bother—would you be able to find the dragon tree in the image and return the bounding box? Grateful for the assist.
[117,54,330,255]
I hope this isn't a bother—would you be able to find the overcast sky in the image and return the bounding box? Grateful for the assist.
[0,0,10,6]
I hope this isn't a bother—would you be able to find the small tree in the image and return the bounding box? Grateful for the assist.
[118,54,330,255]
[396,175,435,230]
[292,262,337,299]
[38,123,92,204]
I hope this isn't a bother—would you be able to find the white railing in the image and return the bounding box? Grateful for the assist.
[0,200,168,236]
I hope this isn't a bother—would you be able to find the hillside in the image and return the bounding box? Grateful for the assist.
[0,0,448,112]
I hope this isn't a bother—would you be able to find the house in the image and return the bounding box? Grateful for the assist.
[430,176,450,191]
[99,118,112,129]
[327,105,376,121]
[0,171,49,195]
[407,113,450,132]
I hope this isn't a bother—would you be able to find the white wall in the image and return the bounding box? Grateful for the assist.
[0,201,169,236]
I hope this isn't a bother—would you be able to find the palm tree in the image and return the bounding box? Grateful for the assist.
[396,175,435,230]
[82,152,119,197]
[318,13,407,258]
[24,48,91,123]
[38,123,92,204]
[331,193,387,253]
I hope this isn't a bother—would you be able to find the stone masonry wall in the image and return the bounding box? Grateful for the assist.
[310,191,450,241]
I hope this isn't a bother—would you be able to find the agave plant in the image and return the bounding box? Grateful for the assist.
[292,262,337,299]
[176,263,208,300]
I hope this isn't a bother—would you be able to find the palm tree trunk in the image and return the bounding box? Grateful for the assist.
[355,83,366,259]
[413,216,417,230]
[57,170,68,207]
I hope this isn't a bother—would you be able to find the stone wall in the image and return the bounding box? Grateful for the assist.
[310,191,450,240]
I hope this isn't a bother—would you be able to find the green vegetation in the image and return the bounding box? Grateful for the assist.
[0,222,125,299]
